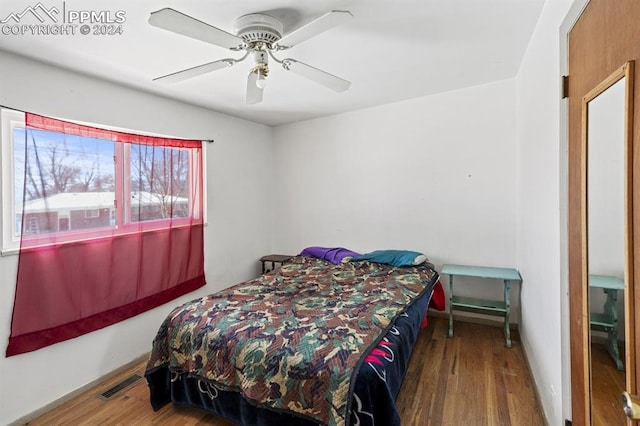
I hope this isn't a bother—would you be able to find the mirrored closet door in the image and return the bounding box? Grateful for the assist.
[585,67,631,425]
[567,0,640,424]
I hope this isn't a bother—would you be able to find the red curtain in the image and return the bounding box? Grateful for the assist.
[6,113,205,356]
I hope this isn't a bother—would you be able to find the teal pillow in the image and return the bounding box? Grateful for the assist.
[351,250,428,267]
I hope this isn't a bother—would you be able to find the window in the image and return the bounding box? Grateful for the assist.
[6,110,207,356]
[1,109,204,254]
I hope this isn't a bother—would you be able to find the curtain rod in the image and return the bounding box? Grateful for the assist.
[0,104,215,143]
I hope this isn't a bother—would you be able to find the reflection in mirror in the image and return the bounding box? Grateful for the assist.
[587,77,626,425]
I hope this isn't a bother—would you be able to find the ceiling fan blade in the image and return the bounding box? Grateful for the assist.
[153,59,235,84]
[276,10,353,48]
[246,72,264,104]
[149,8,244,50]
[283,59,351,92]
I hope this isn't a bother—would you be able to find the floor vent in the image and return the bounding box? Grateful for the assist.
[97,373,142,401]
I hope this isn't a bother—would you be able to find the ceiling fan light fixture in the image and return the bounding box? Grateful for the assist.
[252,51,269,89]
[256,70,267,89]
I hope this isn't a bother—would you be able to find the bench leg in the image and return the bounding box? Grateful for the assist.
[604,288,624,370]
[448,275,454,338]
[504,279,512,348]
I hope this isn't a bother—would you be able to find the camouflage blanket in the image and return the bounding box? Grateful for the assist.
[145,256,438,426]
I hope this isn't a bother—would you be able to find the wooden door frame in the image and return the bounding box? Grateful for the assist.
[560,4,590,424]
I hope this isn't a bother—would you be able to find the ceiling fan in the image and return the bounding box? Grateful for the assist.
[148,8,353,104]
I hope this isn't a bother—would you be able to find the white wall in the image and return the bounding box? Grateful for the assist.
[272,79,519,317]
[515,0,576,424]
[0,51,273,424]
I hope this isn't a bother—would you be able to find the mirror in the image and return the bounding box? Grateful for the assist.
[587,77,626,424]
[584,62,633,425]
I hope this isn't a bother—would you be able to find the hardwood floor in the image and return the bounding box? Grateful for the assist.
[26,317,545,426]
[591,342,626,426]
[395,317,544,425]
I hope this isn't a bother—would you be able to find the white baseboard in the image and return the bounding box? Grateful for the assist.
[428,309,519,330]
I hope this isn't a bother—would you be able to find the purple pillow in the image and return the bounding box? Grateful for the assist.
[299,246,362,264]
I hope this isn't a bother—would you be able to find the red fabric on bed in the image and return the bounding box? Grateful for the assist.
[421,279,445,328]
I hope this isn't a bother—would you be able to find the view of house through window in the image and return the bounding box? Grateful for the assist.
[2,109,203,250]
[15,127,117,237]
[130,144,191,223]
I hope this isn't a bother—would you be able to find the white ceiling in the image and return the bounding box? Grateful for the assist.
[0,0,544,126]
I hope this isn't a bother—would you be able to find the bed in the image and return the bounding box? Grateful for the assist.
[145,253,441,426]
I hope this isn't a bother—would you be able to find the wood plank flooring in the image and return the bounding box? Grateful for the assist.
[395,317,544,425]
[591,342,626,426]
[26,317,545,426]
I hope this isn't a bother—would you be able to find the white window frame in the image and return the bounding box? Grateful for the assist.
[1,109,24,255]
[1,109,207,256]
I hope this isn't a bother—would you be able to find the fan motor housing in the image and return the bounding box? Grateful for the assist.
[234,13,283,46]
